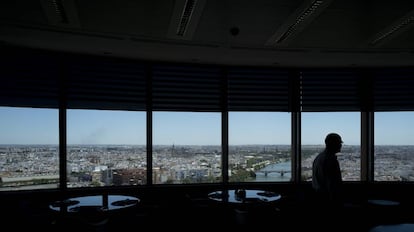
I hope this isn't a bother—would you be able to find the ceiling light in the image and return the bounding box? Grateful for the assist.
[266,0,332,46]
[51,0,68,23]
[40,0,80,28]
[176,0,197,36]
[370,13,414,46]
[277,0,324,43]
[167,0,206,40]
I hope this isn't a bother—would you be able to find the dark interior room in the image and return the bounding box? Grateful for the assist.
[1,0,414,231]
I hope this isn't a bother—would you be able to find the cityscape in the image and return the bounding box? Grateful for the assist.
[0,144,413,191]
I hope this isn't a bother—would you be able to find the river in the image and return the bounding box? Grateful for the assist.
[255,161,291,182]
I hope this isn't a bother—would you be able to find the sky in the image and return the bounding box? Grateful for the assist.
[0,107,413,145]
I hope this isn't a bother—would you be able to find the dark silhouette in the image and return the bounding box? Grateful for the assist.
[310,133,346,231]
[312,133,344,207]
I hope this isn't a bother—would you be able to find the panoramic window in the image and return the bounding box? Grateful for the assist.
[229,112,291,182]
[152,112,221,184]
[374,112,414,181]
[67,109,146,188]
[301,112,361,181]
[0,106,59,191]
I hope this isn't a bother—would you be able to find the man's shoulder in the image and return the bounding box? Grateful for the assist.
[314,151,327,160]
[313,152,325,167]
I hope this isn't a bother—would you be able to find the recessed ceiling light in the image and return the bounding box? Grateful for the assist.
[167,0,206,40]
[266,0,332,46]
[369,9,414,46]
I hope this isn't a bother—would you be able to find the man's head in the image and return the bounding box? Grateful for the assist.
[325,133,343,153]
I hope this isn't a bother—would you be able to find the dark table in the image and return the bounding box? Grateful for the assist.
[207,189,282,224]
[208,189,281,204]
[49,194,140,227]
[49,194,140,213]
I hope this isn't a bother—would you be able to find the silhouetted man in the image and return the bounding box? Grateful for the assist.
[312,133,344,208]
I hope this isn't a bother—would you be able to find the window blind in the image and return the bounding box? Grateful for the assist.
[66,57,146,111]
[152,64,222,112]
[3,47,414,113]
[0,51,59,108]
[373,69,414,111]
[227,67,290,111]
[300,70,362,112]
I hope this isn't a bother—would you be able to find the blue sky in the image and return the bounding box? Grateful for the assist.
[0,107,413,145]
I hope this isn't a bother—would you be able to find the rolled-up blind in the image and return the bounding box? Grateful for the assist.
[0,50,60,108]
[300,70,362,112]
[4,47,414,113]
[152,64,222,112]
[227,67,290,111]
[373,69,414,111]
[66,57,146,111]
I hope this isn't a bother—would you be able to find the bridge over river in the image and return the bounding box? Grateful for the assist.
[256,170,291,177]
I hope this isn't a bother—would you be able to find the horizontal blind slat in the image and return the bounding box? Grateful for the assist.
[152,64,222,111]
[0,53,59,108]
[66,58,146,111]
[373,69,414,111]
[300,70,362,112]
[228,68,289,111]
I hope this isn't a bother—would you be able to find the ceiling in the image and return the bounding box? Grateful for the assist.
[1,0,414,68]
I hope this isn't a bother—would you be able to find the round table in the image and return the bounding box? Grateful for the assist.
[208,189,281,204]
[49,194,140,212]
[207,189,282,224]
[49,194,140,227]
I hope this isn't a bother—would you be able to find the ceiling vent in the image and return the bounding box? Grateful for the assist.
[369,9,414,46]
[266,0,332,46]
[40,0,80,28]
[167,0,206,40]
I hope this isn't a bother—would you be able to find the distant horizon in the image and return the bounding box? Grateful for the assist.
[0,143,412,146]
[1,107,414,146]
